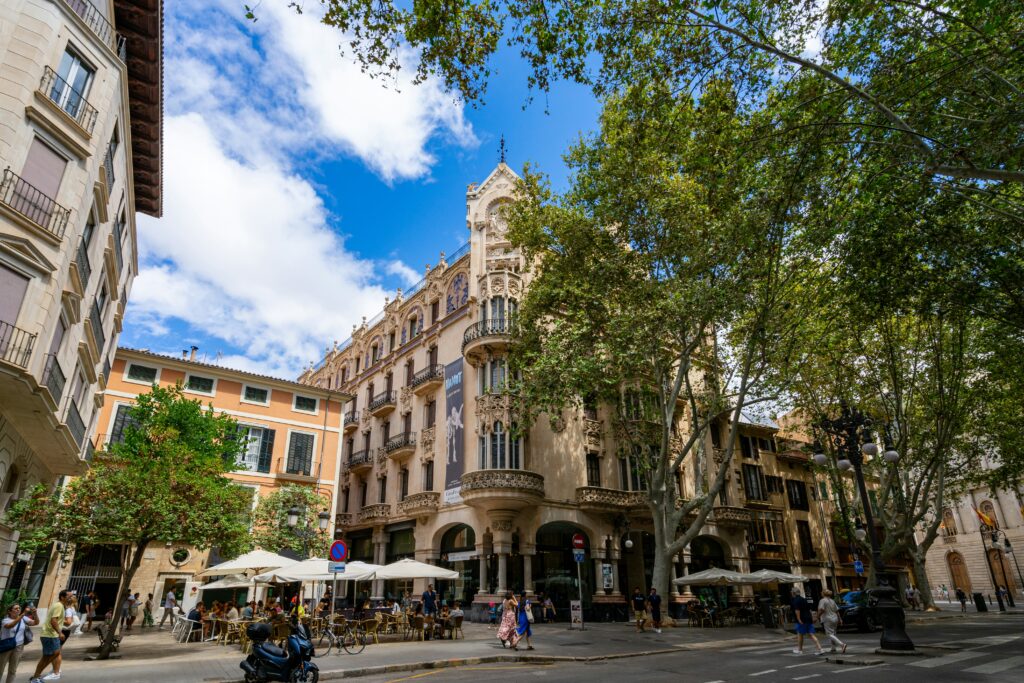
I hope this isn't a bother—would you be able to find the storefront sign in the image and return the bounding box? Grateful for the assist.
[444,359,465,504]
[446,550,478,562]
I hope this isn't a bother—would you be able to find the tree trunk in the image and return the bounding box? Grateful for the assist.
[912,549,937,610]
[651,545,674,609]
[98,539,149,659]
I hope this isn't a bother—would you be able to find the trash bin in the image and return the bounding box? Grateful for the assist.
[972,592,988,612]
[759,597,776,629]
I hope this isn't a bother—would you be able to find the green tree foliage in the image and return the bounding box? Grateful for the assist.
[5,385,252,658]
[505,80,819,598]
[250,484,332,558]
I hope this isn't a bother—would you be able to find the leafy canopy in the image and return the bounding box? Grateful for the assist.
[250,484,332,558]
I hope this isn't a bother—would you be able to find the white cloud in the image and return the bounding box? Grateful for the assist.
[127,1,477,377]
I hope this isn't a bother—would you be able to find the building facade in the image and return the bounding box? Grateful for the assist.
[301,163,860,620]
[0,0,162,597]
[38,347,349,610]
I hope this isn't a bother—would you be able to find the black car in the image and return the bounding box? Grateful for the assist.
[837,591,879,632]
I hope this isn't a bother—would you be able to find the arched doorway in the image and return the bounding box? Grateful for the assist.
[688,536,730,607]
[437,524,479,607]
[947,551,971,594]
[534,523,594,612]
[987,549,1016,595]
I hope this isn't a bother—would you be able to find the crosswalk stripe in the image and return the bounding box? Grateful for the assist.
[960,635,1022,645]
[749,670,778,677]
[909,651,986,668]
[962,656,1024,674]
[786,662,819,669]
[793,675,820,681]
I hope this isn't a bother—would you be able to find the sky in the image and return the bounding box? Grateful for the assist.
[122,0,600,379]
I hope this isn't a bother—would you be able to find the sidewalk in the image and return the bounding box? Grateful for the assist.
[50,621,786,682]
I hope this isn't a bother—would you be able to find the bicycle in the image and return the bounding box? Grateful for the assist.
[316,621,365,655]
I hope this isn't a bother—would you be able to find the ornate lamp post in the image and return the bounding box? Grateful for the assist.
[814,403,915,652]
[982,526,1021,609]
[287,506,331,560]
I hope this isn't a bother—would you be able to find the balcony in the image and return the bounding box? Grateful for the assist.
[42,354,67,406]
[343,410,358,433]
[385,432,416,459]
[66,0,126,58]
[711,506,753,530]
[0,168,71,241]
[368,390,396,417]
[460,469,545,511]
[462,318,511,361]
[575,486,647,512]
[348,450,372,473]
[749,542,788,563]
[397,491,440,517]
[76,239,92,291]
[66,401,86,448]
[87,301,105,357]
[39,66,98,134]
[335,512,353,528]
[410,364,444,395]
[0,321,37,370]
[358,503,391,524]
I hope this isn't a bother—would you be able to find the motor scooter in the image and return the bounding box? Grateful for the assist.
[240,621,319,683]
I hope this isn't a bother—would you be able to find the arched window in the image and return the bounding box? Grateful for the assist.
[942,509,958,536]
[491,421,506,469]
[980,500,999,529]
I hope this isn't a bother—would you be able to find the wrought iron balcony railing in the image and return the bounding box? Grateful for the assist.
[43,353,66,402]
[90,301,105,353]
[0,169,71,239]
[462,318,510,351]
[40,66,98,133]
[410,364,444,389]
[384,432,416,454]
[112,219,124,272]
[368,390,396,412]
[66,0,125,58]
[77,238,92,288]
[349,450,371,468]
[0,320,37,369]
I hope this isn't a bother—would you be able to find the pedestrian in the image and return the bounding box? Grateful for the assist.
[816,590,847,654]
[790,588,824,656]
[141,593,154,628]
[997,585,1009,605]
[631,587,647,632]
[912,586,922,611]
[647,587,663,634]
[941,584,950,603]
[955,586,968,614]
[0,602,39,683]
[542,594,556,623]
[514,591,534,650]
[128,591,140,629]
[30,589,70,683]
[86,592,99,632]
[79,591,93,632]
[158,587,178,629]
[496,591,519,649]
[422,584,438,617]
[62,596,79,638]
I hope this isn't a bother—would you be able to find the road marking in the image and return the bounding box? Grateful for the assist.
[793,675,820,681]
[962,656,1024,674]
[786,662,820,668]
[908,651,986,668]
[749,670,778,677]
[385,667,543,683]
[961,635,1022,645]
[836,663,888,674]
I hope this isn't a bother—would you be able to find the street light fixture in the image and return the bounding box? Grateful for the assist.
[286,504,331,559]
[854,518,868,543]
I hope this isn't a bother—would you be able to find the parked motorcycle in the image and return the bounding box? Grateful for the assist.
[240,621,319,683]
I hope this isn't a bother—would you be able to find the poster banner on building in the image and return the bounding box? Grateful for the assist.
[443,359,465,504]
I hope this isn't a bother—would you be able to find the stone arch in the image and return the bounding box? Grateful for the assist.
[980,500,999,529]
[946,550,971,593]
[400,307,424,345]
[988,548,1016,594]
[431,520,481,552]
[534,521,597,607]
[941,508,958,536]
[445,270,469,314]
[689,534,731,572]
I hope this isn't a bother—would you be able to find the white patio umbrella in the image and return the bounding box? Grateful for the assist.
[198,574,252,591]
[672,567,750,586]
[199,549,296,577]
[370,558,459,580]
[254,559,381,583]
[746,569,809,584]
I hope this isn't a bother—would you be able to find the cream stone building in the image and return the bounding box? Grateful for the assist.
[301,162,858,620]
[0,0,162,598]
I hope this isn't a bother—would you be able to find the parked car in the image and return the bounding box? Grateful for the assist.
[837,591,879,632]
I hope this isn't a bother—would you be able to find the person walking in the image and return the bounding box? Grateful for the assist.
[955,586,968,614]
[0,603,39,683]
[514,592,534,650]
[542,594,556,623]
[158,588,178,629]
[142,594,154,628]
[127,591,140,630]
[422,585,438,617]
[30,589,71,683]
[631,587,647,632]
[647,587,663,634]
[790,588,824,656]
[496,592,519,649]
[79,592,93,632]
[816,590,847,654]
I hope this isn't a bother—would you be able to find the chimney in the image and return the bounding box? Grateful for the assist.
[189,345,198,361]
[182,350,188,360]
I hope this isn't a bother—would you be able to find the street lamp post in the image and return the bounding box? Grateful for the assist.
[983,526,1021,609]
[286,505,331,560]
[814,403,915,652]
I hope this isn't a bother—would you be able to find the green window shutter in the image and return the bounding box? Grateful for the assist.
[258,429,275,473]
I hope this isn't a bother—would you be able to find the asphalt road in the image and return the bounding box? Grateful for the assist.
[357,613,1024,683]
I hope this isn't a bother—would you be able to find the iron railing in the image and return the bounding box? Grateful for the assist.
[410,364,443,389]
[65,0,123,58]
[368,390,396,412]
[77,238,92,288]
[112,218,124,273]
[349,450,371,468]
[43,353,66,402]
[462,318,510,350]
[0,169,70,239]
[89,300,105,353]
[39,66,98,133]
[385,432,416,453]
[66,401,86,447]
[343,410,357,425]
[0,320,37,369]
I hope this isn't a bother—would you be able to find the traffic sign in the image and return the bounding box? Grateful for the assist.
[329,540,348,562]
[853,559,864,575]
[573,549,585,564]
[571,533,585,550]
[329,562,346,574]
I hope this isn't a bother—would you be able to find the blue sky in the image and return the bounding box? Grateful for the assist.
[122,1,600,378]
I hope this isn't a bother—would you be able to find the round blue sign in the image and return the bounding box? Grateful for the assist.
[853,560,864,575]
[330,540,348,562]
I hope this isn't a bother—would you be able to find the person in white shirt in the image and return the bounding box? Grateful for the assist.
[0,603,39,683]
[158,589,178,629]
[226,604,240,621]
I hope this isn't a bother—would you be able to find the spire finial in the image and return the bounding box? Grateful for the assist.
[498,134,507,164]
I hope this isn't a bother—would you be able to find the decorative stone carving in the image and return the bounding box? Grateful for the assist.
[491,519,514,532]
[360,408,371,429]
[576,486,647,511]
[421,426,435,455]
[358,503,391,523]
[711,506,753,529]
[399,386,413,414]
[460,469,545,496]
[375,448,388,467]
[397,491,440,516]
[583,418,603,449]
[335,512,353,527]
[475,393,515,433]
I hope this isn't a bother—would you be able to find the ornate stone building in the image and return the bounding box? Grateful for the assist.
[301,162,850,620]
[0,0,162,597]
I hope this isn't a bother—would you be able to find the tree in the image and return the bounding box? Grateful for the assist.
[250,484,332,558]
[505,79,819,599]
[5,385,253,658]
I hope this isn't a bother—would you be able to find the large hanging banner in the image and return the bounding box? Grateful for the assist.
[443,359,465,504]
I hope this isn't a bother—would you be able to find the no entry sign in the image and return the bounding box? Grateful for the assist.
[329,540,348,562]
[571,533,585,550]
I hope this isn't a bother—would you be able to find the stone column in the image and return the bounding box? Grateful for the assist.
[594,558,607,596]
[479,552,489,595]
[497,553,508,594]
[372,530,388,599]
[523,553,534,595]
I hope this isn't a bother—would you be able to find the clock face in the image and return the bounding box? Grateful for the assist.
[446,273,469,313]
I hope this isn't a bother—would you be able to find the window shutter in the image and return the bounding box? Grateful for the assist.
[288,433,313,475]
[258,429,275,473]
[110,404,135,444]
[21,138,67,200]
